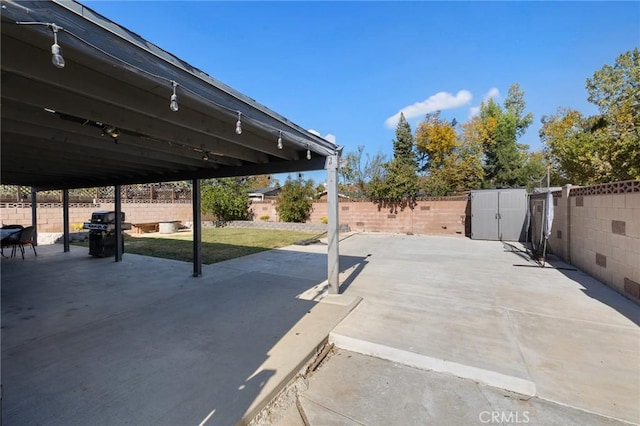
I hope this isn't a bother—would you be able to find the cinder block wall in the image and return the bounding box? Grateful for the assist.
[250,198,469,236]
[0,201,193,232]
[547,181,640,302]
[2,198,468,236]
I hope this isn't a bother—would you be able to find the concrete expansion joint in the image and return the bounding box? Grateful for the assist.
[299,394,368,426]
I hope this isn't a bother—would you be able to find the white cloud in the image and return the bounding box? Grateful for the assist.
[484,87,500,101]
[468,87,501,119]
[384,90,472,129]
[307,129,336,143]
[469,106,481,118]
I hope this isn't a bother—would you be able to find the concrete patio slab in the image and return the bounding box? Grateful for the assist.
[1,243,362,425]
[299,350,628,426]
[323,233,639,424]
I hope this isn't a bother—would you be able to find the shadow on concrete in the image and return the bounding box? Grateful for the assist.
[501,241,639,327]
[1,245,365,425]
[339,253,371,293]
[545,256,640,327]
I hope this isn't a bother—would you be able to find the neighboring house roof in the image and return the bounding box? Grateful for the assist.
[316,190,350,199]
[249,187,282,197]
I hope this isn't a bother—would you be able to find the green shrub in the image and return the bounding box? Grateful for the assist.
[276,176,315,223]
[201,178,251,221]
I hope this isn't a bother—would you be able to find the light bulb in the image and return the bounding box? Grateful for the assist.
[170,94,179,112]
[235,112,242,134]
[277,132,283,149]
[202,152,209,161]
[51,43,65,69]
[306,148,312,160]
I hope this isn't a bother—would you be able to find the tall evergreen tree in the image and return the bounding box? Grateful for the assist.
[393,113,417,167]
[369,113,419,205]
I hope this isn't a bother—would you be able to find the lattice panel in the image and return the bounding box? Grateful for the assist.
[0,183,191,202]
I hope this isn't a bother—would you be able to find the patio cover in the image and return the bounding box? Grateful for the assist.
[1,0,342,292]
[1,0,338,190]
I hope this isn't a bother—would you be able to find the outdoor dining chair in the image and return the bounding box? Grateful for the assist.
[1,224,23,258]
[16,226,37,259]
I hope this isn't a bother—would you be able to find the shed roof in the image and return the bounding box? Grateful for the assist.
[1,0,338,190]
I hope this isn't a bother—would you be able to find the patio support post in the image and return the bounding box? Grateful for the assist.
[326,154,340,294]
[62,189,70,252]
[192,179,202,277]
[30,188,38,246]
[114,185,123,262]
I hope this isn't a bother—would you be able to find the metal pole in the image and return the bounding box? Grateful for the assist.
[62,189,70,252]
[30,188,38,247]
[114,185,123,262]
[192,179,202,277]
[326,155,340,294]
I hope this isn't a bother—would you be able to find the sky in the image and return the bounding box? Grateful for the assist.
[83,1,639,184]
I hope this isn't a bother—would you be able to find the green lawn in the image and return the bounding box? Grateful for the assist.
[75,228,319,264]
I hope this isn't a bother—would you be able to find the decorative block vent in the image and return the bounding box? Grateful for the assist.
[557,230,562,239]
[570,180,640,197]
[341,206,349,211]
[595,252,607,268]
[624,278,640,300]
[575,197,584,207]
[612,220,626,235]
[387,214,396,219]
[355,221,365,227]
[420,206,431,211]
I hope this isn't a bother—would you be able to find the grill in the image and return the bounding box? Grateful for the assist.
[83,211,131,257]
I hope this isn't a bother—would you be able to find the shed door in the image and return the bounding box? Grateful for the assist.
[498,191,527,241]
[471,191,499,240]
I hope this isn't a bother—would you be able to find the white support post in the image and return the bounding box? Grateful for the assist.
[326,154,340,294]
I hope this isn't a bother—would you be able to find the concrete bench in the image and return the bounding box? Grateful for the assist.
[131,222,159,234]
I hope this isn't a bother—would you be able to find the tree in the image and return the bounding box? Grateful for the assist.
[586,48,640,180]
[540,49,640,184]
[201,178,251,221]
[540,108,613,185]
[477,85,533,188]
[339,145,387,198]
[246,174,277,189]
[275,176,316,223]
[369,114,418,204]
[393,113,417,167]
[368,159,419,204]
[415,112,457,173]
[414,112,483,195]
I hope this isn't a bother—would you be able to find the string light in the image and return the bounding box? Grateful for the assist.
[202,152,209,161]
[12,19,339,159]
[170,81,179,112]
[50,23,65,69]
[235,111,242,135]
